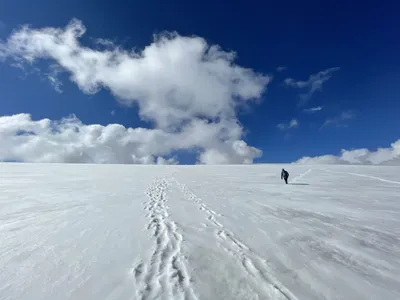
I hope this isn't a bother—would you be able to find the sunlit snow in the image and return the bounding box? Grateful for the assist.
[1,163,399,300]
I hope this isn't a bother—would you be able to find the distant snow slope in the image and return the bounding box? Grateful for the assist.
[0,163,399,300]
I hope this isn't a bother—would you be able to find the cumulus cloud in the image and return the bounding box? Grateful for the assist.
[322,111,354,128]
[295,139,400,165]
[0,114,262,164]
[284,67,340,106]
[0,19,270,164]
[277,119,298,131]
[303,106,323,113]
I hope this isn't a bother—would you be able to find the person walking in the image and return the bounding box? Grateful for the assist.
[281,168,289,184]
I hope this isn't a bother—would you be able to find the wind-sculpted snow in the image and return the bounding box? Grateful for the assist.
[0,163,399,300]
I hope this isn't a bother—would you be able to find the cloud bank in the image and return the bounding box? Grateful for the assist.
[295,139,400,165]
[284,67,339,106]
[0,114,263,164]
[0,19,270,164]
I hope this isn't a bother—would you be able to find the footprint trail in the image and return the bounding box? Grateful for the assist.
[132,178,198,300]
[173,178,299,300]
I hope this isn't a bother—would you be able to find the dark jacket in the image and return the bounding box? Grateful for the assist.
[281,169,289,179]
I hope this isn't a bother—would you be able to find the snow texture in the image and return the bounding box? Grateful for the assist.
[0,163,399,300]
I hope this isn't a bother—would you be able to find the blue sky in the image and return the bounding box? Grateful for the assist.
[0,0,399,164]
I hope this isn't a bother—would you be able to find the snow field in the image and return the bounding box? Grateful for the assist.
[0,163,399,300]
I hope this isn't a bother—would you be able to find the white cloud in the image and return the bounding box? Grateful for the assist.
[295,155,342,165]
[198,140,262,164]
[0,19,270,129]
[0,19,271,164]
[45,74,63,93]
[277,119,298,131]
[322,111,354,128]
[156,156,178,165]
[276,66,287,72]
[290,119,299,128]
[0,114,262,164]
[295,139,400,165]
[284,67,340,105]
[111,110,116,116]
[44,64,64,93]
[303,106,323,113]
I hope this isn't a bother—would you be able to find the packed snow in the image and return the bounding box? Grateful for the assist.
[0,163,399,300]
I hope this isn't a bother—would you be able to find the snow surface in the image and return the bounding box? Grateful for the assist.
[0,163,399,300]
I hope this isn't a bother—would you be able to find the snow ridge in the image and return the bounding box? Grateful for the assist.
[133,178,198,300]
[173,178,299,300]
